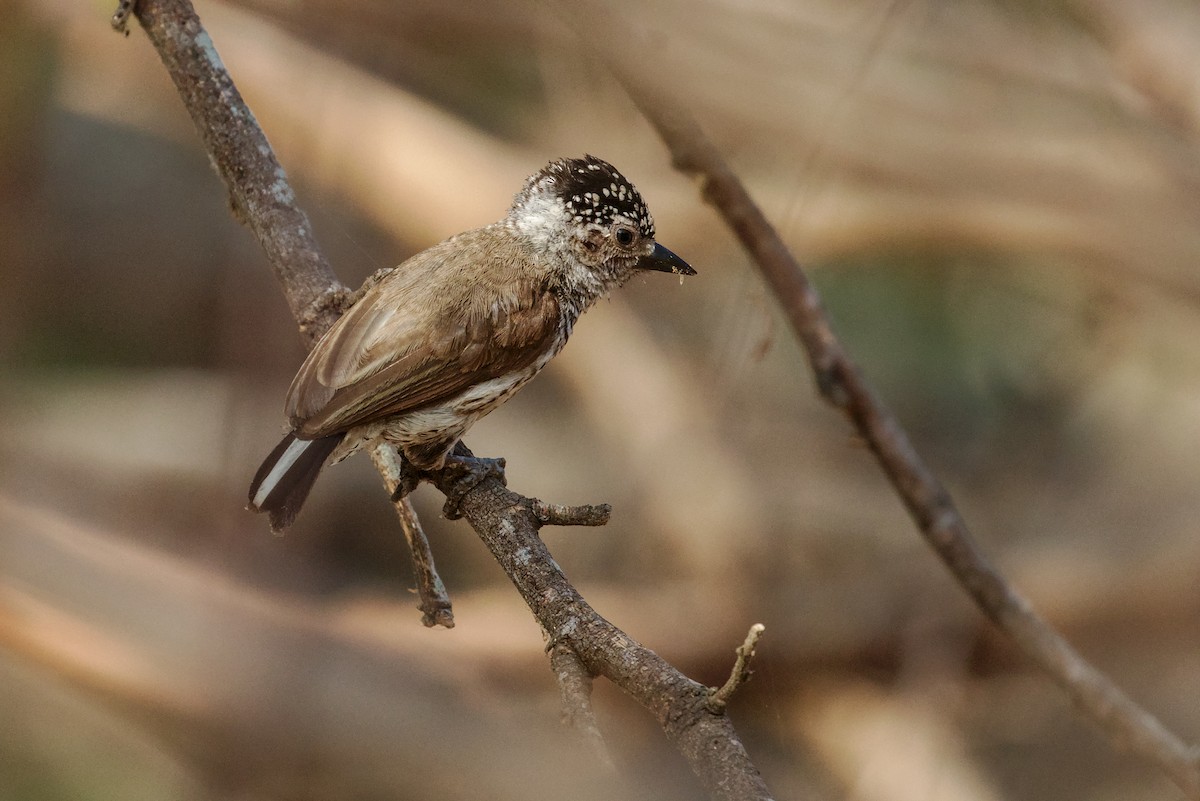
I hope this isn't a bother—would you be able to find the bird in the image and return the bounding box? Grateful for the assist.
[248,155,695,532]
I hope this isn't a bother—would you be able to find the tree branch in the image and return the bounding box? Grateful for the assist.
[548,639,615,770]
[126,0,456,629]
[126,0,347,346]
[708,624,765,713]
[119,1,772,798]
[532,499,612,527]
[573,8,1200,796]
[430,475,773,800]
[369,443,454,628]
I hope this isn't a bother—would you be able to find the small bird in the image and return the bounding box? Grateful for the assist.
[248,155,695,532]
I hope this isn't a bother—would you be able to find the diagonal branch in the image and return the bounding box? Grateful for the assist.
[573,9,1200,796]
[126,0,453,628]
[427,472,772,800]
[118,1,773,798]
[118,0,346,346]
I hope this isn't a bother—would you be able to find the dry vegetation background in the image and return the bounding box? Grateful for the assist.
[2,0,1199,798]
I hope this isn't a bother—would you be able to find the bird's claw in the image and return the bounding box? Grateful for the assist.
[440,455,506,519]
[389,457,424,503]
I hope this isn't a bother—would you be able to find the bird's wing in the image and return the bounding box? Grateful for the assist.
[285,242,560,438]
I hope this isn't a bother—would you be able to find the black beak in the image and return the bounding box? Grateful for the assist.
[638,243,696,276]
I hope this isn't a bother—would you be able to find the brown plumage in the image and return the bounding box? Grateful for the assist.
[248,156,695,532]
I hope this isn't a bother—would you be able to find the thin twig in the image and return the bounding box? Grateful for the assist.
[532,500,612,527]
[120,2,774,798]
[572,5,1200,795]
[548,639,616,771]
[708,624,765,713]
[111,0,135,33]
[369,444,454,628]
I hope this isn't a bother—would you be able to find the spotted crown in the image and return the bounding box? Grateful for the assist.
[528,155,656,240]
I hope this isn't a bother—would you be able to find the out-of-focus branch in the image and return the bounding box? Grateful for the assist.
[572,6,1200,796]
[120,1,773,798]
[548,639,615,770]
[0,494,625,801]
[1067,0,1200,144]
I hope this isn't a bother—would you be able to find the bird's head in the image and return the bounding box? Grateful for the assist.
[508,155,695,292]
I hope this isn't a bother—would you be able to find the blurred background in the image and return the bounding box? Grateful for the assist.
[2,0,1199,798]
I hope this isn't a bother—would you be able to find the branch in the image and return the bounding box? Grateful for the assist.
[125,0,454,629]
[121,0,346,346]
[708,624,765,713]
[572,7,1200,796]
[369,443,454,628]
[119,2,773,798]
[548,639,615,770]
[532,499,612,527]
[429,476,772,800]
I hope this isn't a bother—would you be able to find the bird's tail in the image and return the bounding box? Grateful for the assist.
[248,432,344,533]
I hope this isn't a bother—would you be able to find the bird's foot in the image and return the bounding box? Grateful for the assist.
[389,456,424,503]
[439,454,506,520]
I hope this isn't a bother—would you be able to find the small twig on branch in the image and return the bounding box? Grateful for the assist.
[548,639,615,771]
[532,499,612,527]
[370,444,454,628]
[566,3,1200,795]
[111,0,135,33]
[708,624,765,714]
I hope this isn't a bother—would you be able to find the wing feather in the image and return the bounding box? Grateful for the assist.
[285,234,561,438]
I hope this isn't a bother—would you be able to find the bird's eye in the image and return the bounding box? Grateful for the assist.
[614,227,635,247]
